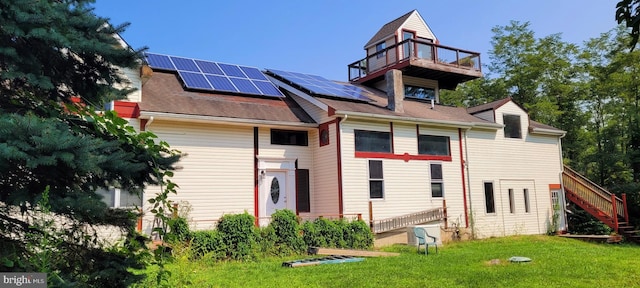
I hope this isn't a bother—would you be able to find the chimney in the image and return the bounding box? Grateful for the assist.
[385,69,404,113]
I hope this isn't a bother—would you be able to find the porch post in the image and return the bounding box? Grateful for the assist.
[622,193,629,224]
[611,194,619,233]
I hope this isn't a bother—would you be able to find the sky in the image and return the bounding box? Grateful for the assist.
[93,1,618,81]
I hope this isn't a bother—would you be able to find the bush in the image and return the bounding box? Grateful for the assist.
[313,218,346,248]
[268,210,304,252]
[166,217,190,243]
[344,220,374,249]
[217,213,256,260]
[190,230,226,260]
[301,221,325,248]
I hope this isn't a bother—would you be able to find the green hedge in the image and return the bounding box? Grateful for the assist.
[167,210,373,261]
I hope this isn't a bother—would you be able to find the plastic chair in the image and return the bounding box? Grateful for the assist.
[414,227,438,255]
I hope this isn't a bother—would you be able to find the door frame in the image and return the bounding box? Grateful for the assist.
[257,157,297,226]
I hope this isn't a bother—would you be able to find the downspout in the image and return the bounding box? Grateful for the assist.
[463,127,475,237]
[337,115,346,216]
[144,116,154,131]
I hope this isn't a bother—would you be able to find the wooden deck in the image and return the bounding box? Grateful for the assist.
[558,234,622,244]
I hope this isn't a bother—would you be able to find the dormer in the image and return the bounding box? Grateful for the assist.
[348,10,482,93]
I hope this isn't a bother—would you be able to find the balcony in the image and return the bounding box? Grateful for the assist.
[348,39,482,90]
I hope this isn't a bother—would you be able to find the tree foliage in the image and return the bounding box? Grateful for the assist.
[616,0,640,49]
[0,0,181,286]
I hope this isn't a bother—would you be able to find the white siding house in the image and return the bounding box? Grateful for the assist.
[109,10,565,242]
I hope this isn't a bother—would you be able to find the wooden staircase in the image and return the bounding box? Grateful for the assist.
[562,165,638,242]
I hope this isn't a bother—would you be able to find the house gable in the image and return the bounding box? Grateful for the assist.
[364,10,437,50]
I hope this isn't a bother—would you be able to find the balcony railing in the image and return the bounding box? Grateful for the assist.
[348,38,481,82]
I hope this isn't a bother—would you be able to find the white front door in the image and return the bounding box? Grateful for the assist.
[265,171,287,215]
[257,157,297,226]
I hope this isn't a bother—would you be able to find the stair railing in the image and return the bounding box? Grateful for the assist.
[562,165,627,227]
[370,207,444,234]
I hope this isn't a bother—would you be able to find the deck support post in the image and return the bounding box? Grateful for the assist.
[368,201,373,230]
[622,193,629,224]
[611,194,619,233]
[443,199,448,229]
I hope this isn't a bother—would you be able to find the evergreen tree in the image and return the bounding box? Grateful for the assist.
[0,0,180,286]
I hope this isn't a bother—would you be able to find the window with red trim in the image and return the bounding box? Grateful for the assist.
[418,135,450,156]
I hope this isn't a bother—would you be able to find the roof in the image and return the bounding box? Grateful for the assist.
[466,97,512,114]
[140,71,315,124]
[466,97,564,134]
[313,83,495,126]
[364,10,415,48]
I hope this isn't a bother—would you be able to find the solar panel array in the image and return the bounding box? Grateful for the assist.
[266,69,371,102]
[145,53,284,98]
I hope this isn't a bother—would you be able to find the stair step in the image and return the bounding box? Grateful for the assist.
[624,230,640,234]
[619,226,634,230]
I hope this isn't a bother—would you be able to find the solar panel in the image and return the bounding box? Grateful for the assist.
[266,69,371,102]
[171,57,199,72]
[144,53,284,98]
[178,71,212,89]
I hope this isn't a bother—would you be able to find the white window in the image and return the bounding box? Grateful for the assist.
[484,182,495,213]
[369,160,384,199]
[96,187,142,208]
[430,163,443,198]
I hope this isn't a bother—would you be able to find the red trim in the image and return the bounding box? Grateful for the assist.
[253,127,259,226]
[549,184,561,190]
[140,119,148,131]
[319,122,330,147]
[113,101,140,118]
[336,118,344,215]
[70,96,82,103]
[328,106,336,116]
[389,122,395,153]
[355,151,452,162]
[458,129,469,228]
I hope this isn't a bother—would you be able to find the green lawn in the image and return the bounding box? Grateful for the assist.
[136,235,640,288]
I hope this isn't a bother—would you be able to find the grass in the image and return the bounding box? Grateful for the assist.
[135,235,640,287]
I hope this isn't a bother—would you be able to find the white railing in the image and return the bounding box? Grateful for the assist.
[371,207,444,234]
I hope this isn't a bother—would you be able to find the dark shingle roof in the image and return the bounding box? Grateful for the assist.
[466,97,512,114]
[364,10,415,48]
[140,71,315,124]
[313,83,494,125]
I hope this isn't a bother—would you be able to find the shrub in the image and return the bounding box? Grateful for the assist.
[217,213,256,260]
[320,218,347,248]
[301,221,325,248]
[344,220,374,249]
[268,210,304,252]
[190,230,226,261]
[166,217,190,243]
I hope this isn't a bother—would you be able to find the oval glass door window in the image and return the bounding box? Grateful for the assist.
[270,177,280,204]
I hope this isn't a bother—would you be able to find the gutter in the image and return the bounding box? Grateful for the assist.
[333,111,503,130]
[530,127,567,136]
[139,111,318,128]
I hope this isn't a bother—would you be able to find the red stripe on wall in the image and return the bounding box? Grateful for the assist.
[354,152,452,162]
